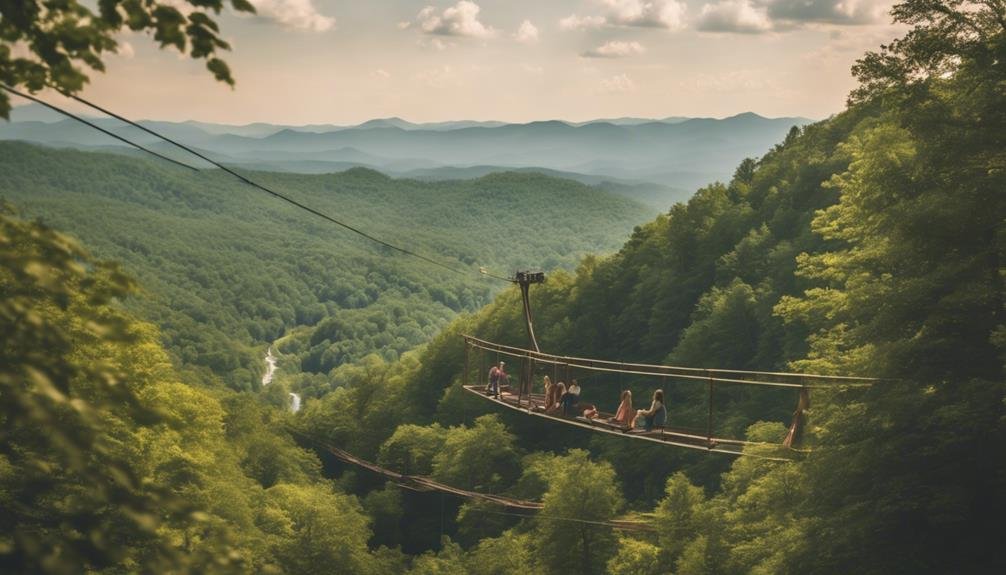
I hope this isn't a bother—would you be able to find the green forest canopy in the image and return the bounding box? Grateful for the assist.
[0,142,655,389]
[1,1,1004,573]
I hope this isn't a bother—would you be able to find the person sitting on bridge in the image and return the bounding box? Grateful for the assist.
[486,361,508,397]
[546,382,566,414]
[561,379,599,418]
[633,389,666,431]
[609,390,634,429]
[561,379,581,416]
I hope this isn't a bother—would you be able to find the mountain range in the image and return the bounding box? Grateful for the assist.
[1,104,813,208]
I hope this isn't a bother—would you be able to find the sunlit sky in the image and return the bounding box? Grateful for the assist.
[53,0,906,124]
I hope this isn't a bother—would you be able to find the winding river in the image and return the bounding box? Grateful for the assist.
[262,346,301,413]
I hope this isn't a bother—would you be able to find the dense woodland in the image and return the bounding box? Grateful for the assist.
[2,1,1005,573]
[0,144,653,390]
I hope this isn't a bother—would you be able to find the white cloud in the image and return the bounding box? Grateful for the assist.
[599,73,636,93]
[582,40,646,58]
[697,0,773,34]
[522,63,544,75]
[559,14,606,30]
[560,1,686,32]
[249,0,335,32]
[372,69,391,79]
[513,20,539,44]
[117,41,136,59]
[602,0,687,29]
[397,21,412,30]
[416,1,496,38]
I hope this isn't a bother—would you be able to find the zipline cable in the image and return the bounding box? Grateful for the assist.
[1,85,508,283]
[1,86,198,173]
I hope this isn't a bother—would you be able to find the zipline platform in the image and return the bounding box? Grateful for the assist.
[462,385,778,459]
[462,335,876,461]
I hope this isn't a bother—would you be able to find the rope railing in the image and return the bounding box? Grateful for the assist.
[290,430,655,532]
[462,334,878,389]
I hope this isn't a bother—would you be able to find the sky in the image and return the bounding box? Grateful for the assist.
[40,0,908,125]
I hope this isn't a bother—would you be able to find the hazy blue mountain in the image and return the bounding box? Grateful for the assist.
[2,105,813,194]
[569,116,690,126]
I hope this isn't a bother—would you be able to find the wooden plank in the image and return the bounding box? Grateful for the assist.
[463,386,793,461]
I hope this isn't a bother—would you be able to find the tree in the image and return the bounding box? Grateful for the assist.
[0,208,250,573]
[465,530,535,575]
[0,0,254,117]
[652,473,706,563]
[258,483,375,575]
[534,450,624,575]
[431,415,521,492]
[378,424,447,475]
[851,0,1006,105]
[606,538,664,575]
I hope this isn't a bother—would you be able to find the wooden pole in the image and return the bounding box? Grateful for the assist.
[464,338,470,388]
[706,371,714,446]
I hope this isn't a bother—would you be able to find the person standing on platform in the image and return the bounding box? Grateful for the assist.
[486,361,508,397]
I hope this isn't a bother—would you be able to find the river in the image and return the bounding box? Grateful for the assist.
[262,346,301,413]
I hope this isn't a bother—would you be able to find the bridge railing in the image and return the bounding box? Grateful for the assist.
[462,334,878,449]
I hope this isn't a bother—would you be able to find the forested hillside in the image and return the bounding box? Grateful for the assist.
[2,1,1004,574]
[292,2,1005,572]
[0,142,654,389]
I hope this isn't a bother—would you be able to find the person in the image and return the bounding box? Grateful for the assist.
[567,379,581,398]
[486,361,508,396]
[561,379,580,416]
[546,382,566,414]
[633,389,667,431]
[609,390,634,429]
[561,379,598,418]
[541,375,553,409]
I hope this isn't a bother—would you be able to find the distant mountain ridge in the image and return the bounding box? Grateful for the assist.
[2,104,814,204]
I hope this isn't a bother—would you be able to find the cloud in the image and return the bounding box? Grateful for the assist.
[765,0,889,25]
[415,65,459,88]
[561,1,686,31]
[693,0,891,34]
[602,0,687,29]
[696,0,773,34]
[513,20,539,43]
[559,14,607,30]
[397,21,412,30]
[582,40,646,58]
[600,73,636,93]
[116,41,136,59]
[372,69,391,79]
[416,1,496,38]
[419,37,457,50]
[249,0,335,32]
[522,63,544,75]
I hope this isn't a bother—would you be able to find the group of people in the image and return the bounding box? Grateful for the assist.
[541,375,667,431]
[484,362,667,431]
